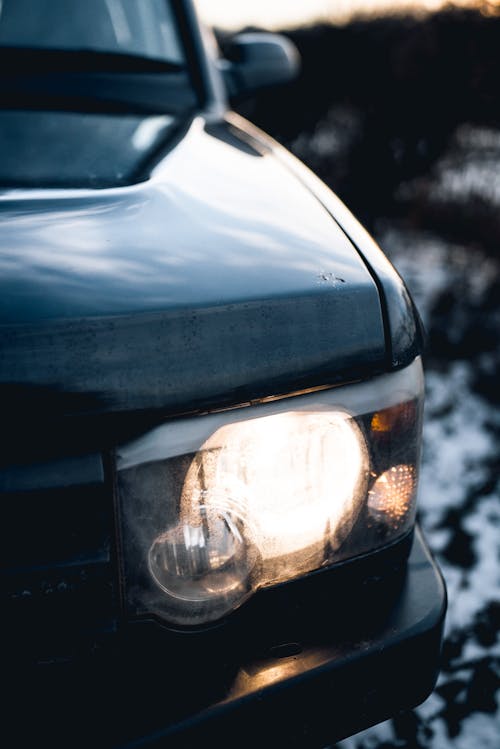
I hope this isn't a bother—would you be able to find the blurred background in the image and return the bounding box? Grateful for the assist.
[198,2,500,747]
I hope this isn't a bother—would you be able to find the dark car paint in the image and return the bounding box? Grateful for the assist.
[248,114,424,370]
[1,4,443,745]
[0,113,395,462]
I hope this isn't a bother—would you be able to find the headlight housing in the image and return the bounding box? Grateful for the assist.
[116,358,423,627]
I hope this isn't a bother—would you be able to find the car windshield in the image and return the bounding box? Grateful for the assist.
[0,0,184,64]
[0,0,198,114]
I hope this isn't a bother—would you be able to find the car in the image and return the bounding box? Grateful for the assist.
[1,1,446,747]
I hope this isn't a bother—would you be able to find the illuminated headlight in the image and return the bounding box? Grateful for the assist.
[116,358,423,627]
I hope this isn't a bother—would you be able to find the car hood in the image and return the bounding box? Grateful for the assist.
[0,114,386,451]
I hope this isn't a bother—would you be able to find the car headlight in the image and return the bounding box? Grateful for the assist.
[116,358,423,627]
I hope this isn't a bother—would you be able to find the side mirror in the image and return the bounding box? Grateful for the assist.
[220,32,300,99]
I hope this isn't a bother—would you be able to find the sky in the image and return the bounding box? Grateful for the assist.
[195,0,498,29]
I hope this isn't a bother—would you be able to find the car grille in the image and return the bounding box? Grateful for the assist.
[1,453,116,665]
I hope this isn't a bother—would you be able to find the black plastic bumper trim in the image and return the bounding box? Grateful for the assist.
[126,525,446,749]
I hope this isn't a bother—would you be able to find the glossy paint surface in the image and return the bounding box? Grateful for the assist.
[0,115,386,435]
[234,113,425,369]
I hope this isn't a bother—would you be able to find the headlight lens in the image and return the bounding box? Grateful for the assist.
[116,358,423,627]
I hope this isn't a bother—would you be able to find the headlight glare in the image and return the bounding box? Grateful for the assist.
[116,358,423,627]
[179,411,367,587]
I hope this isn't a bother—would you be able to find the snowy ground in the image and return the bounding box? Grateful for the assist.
[292,120,500,748]
[399,124,500,211]
[338,227,500,749]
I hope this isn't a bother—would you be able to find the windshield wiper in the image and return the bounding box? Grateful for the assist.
[0,46,185,74]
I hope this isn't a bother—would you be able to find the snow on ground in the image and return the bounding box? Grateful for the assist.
[291,105,363,186]
[337,227,500,748]
[292,106,362,162]
[399,124,500,208]
[292,115,500,747]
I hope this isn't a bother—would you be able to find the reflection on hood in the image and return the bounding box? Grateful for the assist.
[0,110,175,188]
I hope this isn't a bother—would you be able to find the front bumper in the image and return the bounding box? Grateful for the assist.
[129,526,446,748]
[9,526,445,748]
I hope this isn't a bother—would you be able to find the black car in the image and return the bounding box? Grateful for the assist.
[1,1,446,747]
